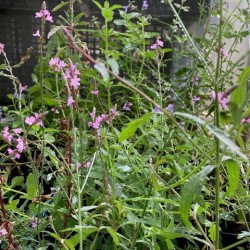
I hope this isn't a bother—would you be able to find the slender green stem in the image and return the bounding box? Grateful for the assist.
[214,0,223,248]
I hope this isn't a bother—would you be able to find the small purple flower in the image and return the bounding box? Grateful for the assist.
[192,76,199,85]
[165,104,174,113]
[123,5,129,12]
[142,0,149,10]
[123,101,133,111]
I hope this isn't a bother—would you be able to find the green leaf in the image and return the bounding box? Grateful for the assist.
[180,165,214,228]
[43,147,60,170]
[6,199,19,210]
[174,112,248,160]
[107,57,119,75]
[11,176,24,188]
[105,227,119,245]
[102,8,114,21]
[119,113,152,142]
[231,66,250,127]
[44,133,56,143]
[94,62,109,82]
[92,0,103,10]
[44,97,59,106]
[52,1,69,12]
[225,159,240,197]
[26,173,37,199]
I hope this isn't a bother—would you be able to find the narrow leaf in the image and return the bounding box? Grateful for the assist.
[26,173,37,199]
[52,1,69,12]
[119,113,152,142]
[175,112,248,160]
[225,159,240,197]
[180,165,214,228]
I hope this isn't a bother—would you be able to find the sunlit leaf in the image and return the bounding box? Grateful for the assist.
[119,113,152,142]
[225,159,240,197]
[26,173,37,199]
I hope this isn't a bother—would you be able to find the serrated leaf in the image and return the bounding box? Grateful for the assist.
[119,113,152,142]
[11,176,24,188]
[92,0,103,10]
[52,1,69,12]
[180,165,214,228]
[94,62,109,82]
[48,26,62,39]
[7,199,19,210]
[26,173,37,199]
[43,147,60,169]
[225,159,240,197]
[175,112,248,160]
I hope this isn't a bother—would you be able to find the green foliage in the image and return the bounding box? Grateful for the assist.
[0,0,249,249]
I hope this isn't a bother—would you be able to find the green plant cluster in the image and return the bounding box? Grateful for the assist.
[0,0,249,249]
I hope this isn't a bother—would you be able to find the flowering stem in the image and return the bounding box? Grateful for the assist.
[62,26,213,161]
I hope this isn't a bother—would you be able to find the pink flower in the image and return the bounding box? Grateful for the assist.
[13,128,22,134]
[64,62,81,90]
[91,89,99,96]
[49,57,67,72]
[241,117,250,124]
[0,228,7,236]
[35,9,53,22]
[150,39,164,50]
[85,162,91,168]
[16,138,26,153]
[211,90,230,109]
[220,47,228,57]
[33,30,41,38]
[7,148,21,159]
[193,96,200,102]
[70,76,80,90]
[2,126,12,143]
[25,116,35,126]
[67,96,75,106]
[157,39,164,47]
[0,43,4,55]
[150,43,158,50]
[25,113,43,126]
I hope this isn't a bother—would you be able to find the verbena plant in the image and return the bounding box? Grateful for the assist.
[0,0,249,249]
